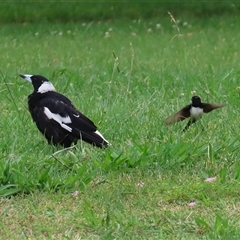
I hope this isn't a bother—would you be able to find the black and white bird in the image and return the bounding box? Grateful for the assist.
[165,96,225,131]
[19,74,109,148]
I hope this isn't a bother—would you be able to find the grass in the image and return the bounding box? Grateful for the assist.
[0,1,239,23]
[0,14,240,239]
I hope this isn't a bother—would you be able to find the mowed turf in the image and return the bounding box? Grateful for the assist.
[0,16,240,239]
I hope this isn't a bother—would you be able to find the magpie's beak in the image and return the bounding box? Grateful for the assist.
[19,74,33,83]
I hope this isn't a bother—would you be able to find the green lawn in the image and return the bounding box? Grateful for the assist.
[1,15,240,239]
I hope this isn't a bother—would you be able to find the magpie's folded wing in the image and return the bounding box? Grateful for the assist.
[40,98,97,135]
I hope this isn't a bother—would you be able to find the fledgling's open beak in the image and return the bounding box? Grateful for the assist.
[19,74,33,82]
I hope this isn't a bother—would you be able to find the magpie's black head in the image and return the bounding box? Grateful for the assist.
[191,96,202,107]
[19,74,55,93]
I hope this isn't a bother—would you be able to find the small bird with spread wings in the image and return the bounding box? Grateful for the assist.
[165,96,225,131]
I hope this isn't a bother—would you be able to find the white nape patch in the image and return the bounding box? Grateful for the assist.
[22,74,33,82]
[190,107,203,120]
[95,130,109,144]
[44,107,72,132]
[38,82,56,93]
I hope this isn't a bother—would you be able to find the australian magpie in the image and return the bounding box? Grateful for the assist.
[19,74,109,148]
[165,96,225,131]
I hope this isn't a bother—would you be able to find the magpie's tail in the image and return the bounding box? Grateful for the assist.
[72,129,110,148]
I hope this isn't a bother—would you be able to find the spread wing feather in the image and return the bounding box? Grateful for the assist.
[165,104,191,125]
[202,103,226,113]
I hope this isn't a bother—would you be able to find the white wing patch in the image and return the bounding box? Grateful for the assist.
[95,130,109,144]
[38,82,56,93]
[44,107,72,132]
[190,107,203,120]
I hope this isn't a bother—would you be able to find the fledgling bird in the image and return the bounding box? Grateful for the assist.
[165,96,225,131]
[19,74,109,148]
